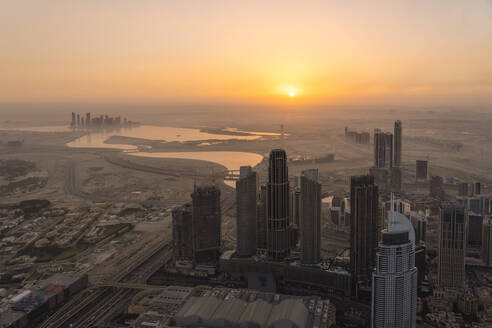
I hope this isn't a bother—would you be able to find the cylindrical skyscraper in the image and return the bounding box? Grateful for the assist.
[372,229,417,328]
[267,149,290,260]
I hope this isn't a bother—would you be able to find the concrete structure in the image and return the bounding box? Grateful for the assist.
[191,186,221,264]
[482,217,492,267]
[456,195,491,216]
[430,176,444,199]
[390,167,402,193]
[299,169,321,265]
[350,175,379,297]
[394,120,402,167]
[219,253,352,297]
[236,166,257,257]
[371,229,417,328]
[374,129,393,169]
[174,287,336,328]
[410,211,427,243]
[266,149,290,260]
[257,185,267,251]
[416,160,428,181]
[172,203,194,265]
[458,182,470,197]
[438,204,466,288]
[468,213,484,249]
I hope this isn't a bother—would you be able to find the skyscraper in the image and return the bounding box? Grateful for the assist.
[86,113,91,127]
[374,129,393,169]
[172,203,194,264]
[299,169,321,265]
[267,149,290,260]
[257,185,267,251]
[394,120,402,167]
[71,112,76,127]
[482,217,492,267]
[350,175,379,296]
[372,229,417,328]
[236,166,257,257]
[430,176,444,199]
[416,160,428,181]
[438,204,466,288]
[191,186,221,264]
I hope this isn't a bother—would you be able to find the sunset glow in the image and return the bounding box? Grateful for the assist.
[1,1,492,106]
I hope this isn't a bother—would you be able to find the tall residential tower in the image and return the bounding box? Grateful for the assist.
[267,149,290,260]
[299,169,321,265]
[236,166,257,257]
[350,175,379,296]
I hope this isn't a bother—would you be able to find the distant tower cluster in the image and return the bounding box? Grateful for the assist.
[236,166,257,257]
[372,121,403,192]
[350,175,379,296]
[69,112,131,129]
[438,204,466,288]
[299,169,321,265]
[266,149,290,260]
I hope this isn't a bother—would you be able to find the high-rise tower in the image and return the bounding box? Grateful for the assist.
[172,203,194,264]
[482,217,492,267]
[374,129,393,169]
[236,166,257,257]
[191,186,221,264]
[299,169,321,265]
[394,120,402,167]
[267,149,290,260]
[372,229,417,328]
[438,204,466,288]
[350,175,379,296]
[256,185,267,251]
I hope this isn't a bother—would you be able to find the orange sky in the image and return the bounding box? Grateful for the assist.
[1,1,492,106]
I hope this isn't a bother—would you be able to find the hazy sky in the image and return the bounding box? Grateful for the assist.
[1,1,492,106]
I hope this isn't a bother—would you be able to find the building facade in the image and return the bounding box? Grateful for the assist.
[350,175,379,296]
[438,204,466,288]
[416,160,428,181]
[394,120,402,167]
[236,166,257,257]
[266,149,290,260]
[372,230,417,328]
[172,204,194,264]
[482,217,492,267]
[191,186,222,264]
[299,169,321,265]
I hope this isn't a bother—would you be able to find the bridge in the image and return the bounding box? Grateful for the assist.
[95,282,168,290]
[223,169,240,181]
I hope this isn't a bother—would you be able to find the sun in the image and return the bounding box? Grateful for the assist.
[289,92,296,98]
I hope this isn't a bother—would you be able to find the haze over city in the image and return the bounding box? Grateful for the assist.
[1,2,492,328]
[1,1,492,106]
